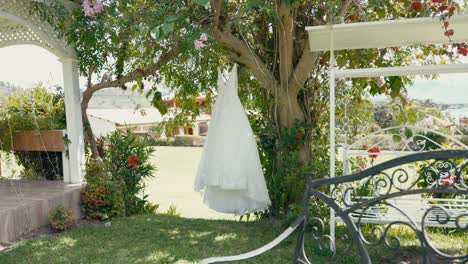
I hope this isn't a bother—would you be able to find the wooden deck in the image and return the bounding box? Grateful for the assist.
[0,180,83,245]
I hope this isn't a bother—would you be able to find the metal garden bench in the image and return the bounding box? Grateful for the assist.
[200,150,468,264]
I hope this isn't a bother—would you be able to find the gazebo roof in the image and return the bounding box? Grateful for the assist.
[306,15,468,51]
[0,0,77,58]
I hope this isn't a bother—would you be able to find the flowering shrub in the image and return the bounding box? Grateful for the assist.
[48,204,75,231]
[105,129,156,216]
[81,128,156,219]
[80,159,124,220]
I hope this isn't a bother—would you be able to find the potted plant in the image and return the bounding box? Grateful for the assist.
[0,86,67,180]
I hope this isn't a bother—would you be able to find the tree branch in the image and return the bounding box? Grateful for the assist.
[216,30,278,95]
[81,44,180,159]
[86,45,179,94]
[210,0,223,30]
[288,41,320,93]
[209,1,278,96]
[277,2,294,89]
[337,0,354,17]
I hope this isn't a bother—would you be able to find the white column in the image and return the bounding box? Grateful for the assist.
[329,31,336,246]
[61,58,85,184]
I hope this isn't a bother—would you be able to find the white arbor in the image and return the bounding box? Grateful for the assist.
[0,0,84,184]
[306,14,468,241]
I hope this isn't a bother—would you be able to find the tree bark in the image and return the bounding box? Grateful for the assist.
[81,45,180,160]
[209,0,356,164]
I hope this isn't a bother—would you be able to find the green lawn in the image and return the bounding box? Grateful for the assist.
[1,214,466,264]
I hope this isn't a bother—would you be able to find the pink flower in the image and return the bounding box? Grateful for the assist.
[194,39,205,50]
[199,33,208,42]
[94,1,104,14]
[82,0,104,18]
[82,0,95,17]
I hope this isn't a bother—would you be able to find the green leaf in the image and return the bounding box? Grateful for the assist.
[194,0,210,9]
[145,90,152,99]
[281,0,294,7]
[392,135,402,143]
[404,127,413,139]
[165,15,178,23]
[398,94,408,106]
[150,27,160,40]
[161,22,175,36]
[389,77,403,98]
[151,97,168,115]
[140,26,149,36]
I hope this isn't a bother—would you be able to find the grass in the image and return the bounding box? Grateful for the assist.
[0,214,466,264]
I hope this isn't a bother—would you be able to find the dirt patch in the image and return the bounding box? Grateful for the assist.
[0,218,104,253]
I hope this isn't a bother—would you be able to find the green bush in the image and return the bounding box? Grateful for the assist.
[173,135,196,146]
[106,128,156,216]
[80,159,124,220]
[0,86,66,180]
[81,129,156,220]
[457,135,468,147]
[421,131,447,150]
[48,204,75,231]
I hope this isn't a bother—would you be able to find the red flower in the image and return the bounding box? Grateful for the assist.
[295,133,303,140]
[459,47,468,56]
[128,154,139,168]
[445,29,454,36]
[367,146,381,160]
[449,4,457,12]
[440,172,457,186]
[347,15,360,21]
[411,1,423,11]
[439,4,448,12]
[444,21,449,28]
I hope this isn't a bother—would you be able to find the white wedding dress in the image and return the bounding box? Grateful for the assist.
[194,65,271,215]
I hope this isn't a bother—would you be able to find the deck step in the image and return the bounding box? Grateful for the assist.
[0,180,83,244]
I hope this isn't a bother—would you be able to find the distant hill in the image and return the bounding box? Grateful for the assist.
[0,81,21,97]
[88,87,173,109]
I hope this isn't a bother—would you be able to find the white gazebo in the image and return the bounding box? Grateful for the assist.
[0,0,84,184]
[306,14,468,241]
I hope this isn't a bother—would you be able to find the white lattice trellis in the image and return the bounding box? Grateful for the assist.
[0,0,84,184]
[0,0,75,58]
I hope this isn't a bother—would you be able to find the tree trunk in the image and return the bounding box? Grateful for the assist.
[277,91,305,128]
[277,90,310,163]
[81,89,101,160]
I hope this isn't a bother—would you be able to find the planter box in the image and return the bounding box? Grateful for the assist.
[11,130,66,180]
[13,130,65,152]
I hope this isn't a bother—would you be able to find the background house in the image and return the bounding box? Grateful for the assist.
[87,88,211,143]
[87,108,164,137]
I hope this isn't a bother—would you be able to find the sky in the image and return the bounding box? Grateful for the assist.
[0,45,467,105]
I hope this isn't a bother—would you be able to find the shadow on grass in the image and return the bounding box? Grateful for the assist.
[0,214,465,264]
